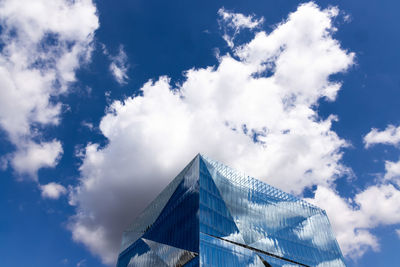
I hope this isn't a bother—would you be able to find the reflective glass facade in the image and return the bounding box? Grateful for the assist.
[116,154,346,267]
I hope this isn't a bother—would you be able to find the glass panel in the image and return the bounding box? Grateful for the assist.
[199,158,244,243]
[127,250,167,267]
[184,256,199,267]
[200,155,345,266]
[143,158,199,252]
[117,238,154,267]
[142,238,197,266]
[120,156,198,252]
[117,154,345,267]
[200,233,262,267]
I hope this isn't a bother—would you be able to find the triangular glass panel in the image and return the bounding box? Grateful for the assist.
[142,238,197,267]
[121,156,197,252]
[199,157,245,244]
[200,156,260,245]
[143,156,199,252]
[117,238,151,267]
[182,256,199,267]
[127,249,167,267]
[257,255,272,267]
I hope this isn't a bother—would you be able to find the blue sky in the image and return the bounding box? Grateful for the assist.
[0,0,399,266]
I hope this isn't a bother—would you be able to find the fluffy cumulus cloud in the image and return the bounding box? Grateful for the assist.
[0,0,98,177]
[383,160,400,185]
[364,125,400,148]
[354,124,400,257]
[40,182,67,199]
[364,125,400,185]
[12,140,63,178]
[311,121,400,259]
[69,3,355,264]
[308,184,400,258]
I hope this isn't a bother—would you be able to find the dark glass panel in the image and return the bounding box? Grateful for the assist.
[121,156,198,252]
[143,156,199,252]
[184,256,199,267]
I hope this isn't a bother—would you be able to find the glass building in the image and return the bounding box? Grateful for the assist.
[116,154,346,267]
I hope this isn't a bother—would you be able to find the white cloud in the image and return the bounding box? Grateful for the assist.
[364,125,400,148]
[40,182,67,199]
[383,159,400,186]
[70,3,355,264]
[109,46,129,85]
[308,186,377,259]
[70,220,116,264]
[355,184,400,226]
[12,140,63,179]
[0,0,98,177]
[396,229,400,239]
[0,156,8,171]
[218,7,264,48]
[218,7,264,30]
[81,121,95,131]
[308,184,400,259]
[364,125,400,186]
[359,124,400,257]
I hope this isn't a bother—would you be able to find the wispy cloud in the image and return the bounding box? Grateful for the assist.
[104,45,129,85]
[81,121,95,131]
[218,7,264,30]
[76,259,86,267]
[218,7,264,48]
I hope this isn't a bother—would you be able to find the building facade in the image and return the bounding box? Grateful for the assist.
[116,154,346,267]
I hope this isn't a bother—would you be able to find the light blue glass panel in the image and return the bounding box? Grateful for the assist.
[199,158,244,243]
[257,253,299,267]
[127,250,167,267]
[200,155,346,267]
[200,233,264,267]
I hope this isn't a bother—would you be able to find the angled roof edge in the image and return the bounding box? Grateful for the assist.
[199,153,321,211]
[120,154,200,253]
[120,153,325,254]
